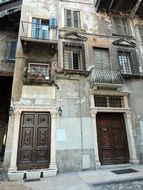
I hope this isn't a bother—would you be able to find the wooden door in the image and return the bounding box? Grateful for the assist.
[17,112,51,170]
[97,113,129,165]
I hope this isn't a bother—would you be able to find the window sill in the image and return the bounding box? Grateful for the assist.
[55,68,90,76]
[121,74,143,79]
[112,33,133,39]
[63,69,90,76]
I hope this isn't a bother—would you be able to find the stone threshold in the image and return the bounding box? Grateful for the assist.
[8,168,57,181]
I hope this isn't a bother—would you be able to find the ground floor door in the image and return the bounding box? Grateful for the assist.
[97,113,129,165]
[17,112,51,170]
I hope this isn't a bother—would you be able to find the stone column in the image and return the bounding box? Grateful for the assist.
[90,109,101,167]
[49,110,58,171]
[8,110,21,172]
[124,111,139,164]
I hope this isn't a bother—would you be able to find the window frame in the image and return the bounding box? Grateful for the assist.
[63,43,86,71]
[6,40,17,61]
[117,47,140,76]
[64,9,81,29]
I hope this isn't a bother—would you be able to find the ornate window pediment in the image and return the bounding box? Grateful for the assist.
[60,31,87,41]
[113,38,136,47]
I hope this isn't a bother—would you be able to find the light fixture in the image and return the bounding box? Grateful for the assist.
[9,106,14,116]
[58,107,62,116]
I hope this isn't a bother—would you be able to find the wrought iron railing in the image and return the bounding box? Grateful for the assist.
[89,66,123,85]
[21,21,58,41]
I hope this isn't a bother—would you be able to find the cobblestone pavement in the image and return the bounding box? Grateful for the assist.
[0,181,31,190]
[92,179,143,190]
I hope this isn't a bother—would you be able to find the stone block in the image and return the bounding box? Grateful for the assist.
[42,169,57,178]
[8,171,24,181]
[26,170,41,180]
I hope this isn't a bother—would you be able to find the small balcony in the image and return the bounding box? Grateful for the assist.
[20,20,58,51]
[89,66,123,87]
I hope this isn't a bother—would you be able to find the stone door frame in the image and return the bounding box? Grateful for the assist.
[89,89,139,167]
[8,103,58,173]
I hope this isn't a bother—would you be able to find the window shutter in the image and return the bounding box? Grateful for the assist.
[138,27,143,42]
[113,17,122,35]
[49,18,57,27]
[113,17,129,35]
[65,10,72,27]
[73,11,80,28]
[130,49,140,75]
[122,18,129,35]
[7,40,17,61]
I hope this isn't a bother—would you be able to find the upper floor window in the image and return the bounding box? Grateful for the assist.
[7,40,17,61]
[64,10,80,28]
[113,17,129,36]
[32,18,57,40]
[117,48,139,75]
[93,48,110,68]
[63,43,85,71]
[138,26,143,42]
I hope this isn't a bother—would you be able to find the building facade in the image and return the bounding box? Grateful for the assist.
[1,0,143,178]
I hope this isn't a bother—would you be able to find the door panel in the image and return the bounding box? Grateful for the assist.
[17,112,51,170]
[97,113,129,165]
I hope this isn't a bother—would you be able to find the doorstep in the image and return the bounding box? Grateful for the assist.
[8,168,57,181]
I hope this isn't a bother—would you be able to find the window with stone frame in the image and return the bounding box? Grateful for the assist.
[64,9,80,28]
[113,17,130,36]
[117,48,139,75]
[63,43,85,71]
[138,26,143,42]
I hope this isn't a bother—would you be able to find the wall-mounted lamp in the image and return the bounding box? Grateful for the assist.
[58,107,62,116]
[9,106,14,116]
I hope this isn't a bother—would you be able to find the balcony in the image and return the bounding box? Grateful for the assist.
[89,66,123,88]
[20,21,58,51]
[95,0,143,18]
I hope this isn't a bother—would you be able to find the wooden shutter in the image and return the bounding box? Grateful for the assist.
[65,10,72,27]
[113,17,129,35]
[138,27,143,42]
[93,48,110,68]
[49,18,57,27]
[73,11,80,28]
[130,49,140,75]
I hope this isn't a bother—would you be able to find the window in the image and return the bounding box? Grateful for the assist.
[138,26,143,42]
[28,63,50,79]
[63,44,85,70]
[94,95,123,107]
[31,18,57,40]
[7,40,17,61]
[117,49,139,75]
[113,17,129,36]
[64,10,80,28]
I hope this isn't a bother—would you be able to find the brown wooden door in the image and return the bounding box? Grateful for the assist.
[17,112,51,170]
[97,113,129,165]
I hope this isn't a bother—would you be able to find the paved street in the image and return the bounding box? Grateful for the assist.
[1,165,143,190]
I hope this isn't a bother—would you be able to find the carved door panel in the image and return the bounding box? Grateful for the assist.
[17,112,51,170]
[97,113,129,165]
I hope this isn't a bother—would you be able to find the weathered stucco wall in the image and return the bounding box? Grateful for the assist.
[0,31,17,75]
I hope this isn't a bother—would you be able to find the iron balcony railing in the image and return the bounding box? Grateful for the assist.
[89,66,123,85]
[21,21,58,41]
